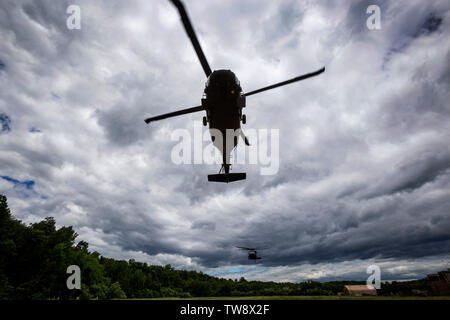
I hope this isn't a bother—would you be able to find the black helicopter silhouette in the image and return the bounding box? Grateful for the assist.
[145,0,325,183]
[235,246,266,262]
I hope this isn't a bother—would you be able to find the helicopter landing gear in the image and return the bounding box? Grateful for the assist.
[219,163,231,175]
[208,162,246,183]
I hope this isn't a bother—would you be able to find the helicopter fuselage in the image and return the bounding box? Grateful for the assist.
[248,251,262,260]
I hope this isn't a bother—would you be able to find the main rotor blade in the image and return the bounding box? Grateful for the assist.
[170,0,212,77]
[235,246,256,251]
[243,67,325,97]
[145,105,204,124]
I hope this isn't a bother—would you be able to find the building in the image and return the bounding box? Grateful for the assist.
[343,285,377,296]
[427,269,450,296]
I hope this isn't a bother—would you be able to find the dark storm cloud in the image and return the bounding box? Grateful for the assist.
[97,0,450,271]
[174,164,248,204]
[227,189,450,267]
[419,14,443,35]
[96,104,150,146]
[344,0,389,37]
[1,0,76,64]
[372,68,450,141]
[262,0,304,43]
[439,51,450,85]
[22,1,68,32]
[94,69,180,147]
[362,152,450,198]
[0,113,11,132]
[191,220,216,231]
[1,0,450,281]
[86,204,168,255]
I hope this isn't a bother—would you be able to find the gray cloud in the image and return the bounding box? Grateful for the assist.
[0,113,11,132]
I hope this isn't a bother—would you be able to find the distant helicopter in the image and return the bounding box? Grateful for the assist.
[235,246,265,262]
[145,0,325,183]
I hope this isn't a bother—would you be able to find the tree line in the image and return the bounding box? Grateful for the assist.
[0,195,434,299]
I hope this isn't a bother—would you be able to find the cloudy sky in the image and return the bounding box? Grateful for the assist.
[1,0,450,283]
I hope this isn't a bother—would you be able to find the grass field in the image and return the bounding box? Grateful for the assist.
[140,295,450,300]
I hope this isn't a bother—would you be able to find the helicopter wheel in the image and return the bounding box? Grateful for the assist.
[203,116,207,126]
[242,114,246,124]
